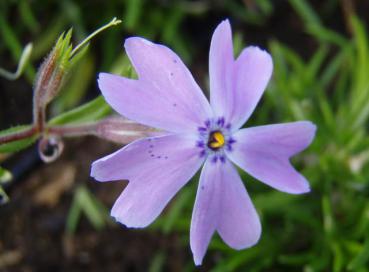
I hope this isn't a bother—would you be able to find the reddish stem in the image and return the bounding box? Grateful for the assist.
[0,126,38,145]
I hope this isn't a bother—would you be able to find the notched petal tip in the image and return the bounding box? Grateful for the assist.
[97,72,116,92]
[301,185,311,194]
[191,242,208,266]
[110,201,151,229]
[289,120,317,153]
[217,18,231,29]
[90,151,120,182]
[191,238,211,266]
[283,178,311,195]
[193,254,204,266]
[297,181,311,194]
[90,162,97,178]
[97,72,110,81]
[230,211,262,250]
[111,215,140,229]
[302,121,317,144]
[240,45,273,70]
[90,160,104,181]
[190,234,212,266]
[124,36,154,51]
[212,18,232,44]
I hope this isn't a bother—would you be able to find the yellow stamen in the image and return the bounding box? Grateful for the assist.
[208,131,225,149]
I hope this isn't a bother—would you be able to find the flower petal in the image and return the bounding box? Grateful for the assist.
[217,159,261,250]
[209,20,273,130]
[190,158,261,265]
[91,134,204,227]
[209,20,234,121]
[98,37,213,134]
[190,159,220,265]
[226,121,316,194]
[231,47,273,129]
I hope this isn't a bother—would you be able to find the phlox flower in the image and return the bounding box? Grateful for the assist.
[91,20,316,265]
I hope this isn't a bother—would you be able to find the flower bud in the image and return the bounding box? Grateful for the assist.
[33,30,72,111]
[95,117,157,144]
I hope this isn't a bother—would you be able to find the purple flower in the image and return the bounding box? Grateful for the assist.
[91,20,316,265]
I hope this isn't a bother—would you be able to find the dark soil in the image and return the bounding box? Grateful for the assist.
[0,138,190,272]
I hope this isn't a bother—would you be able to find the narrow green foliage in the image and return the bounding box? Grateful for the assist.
[162,187,192,234]
[52,53,95,113]
[65,186,110,234]
[225,0,272,25]
[0,11,36,81]
[31,16,68,60]
[19,0,40,33]
[54,28,74,73]
[233,32,245,57]
[149,252,166,272]
[125,0,144,30]
[307,24,348,47]
[68,43,89,69]
[348,17,369,130]
[0,43,33,80]
[49,96,111,125]
[288,0,322,28]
